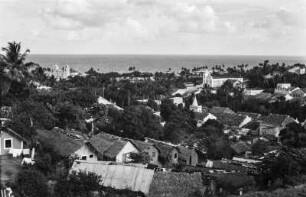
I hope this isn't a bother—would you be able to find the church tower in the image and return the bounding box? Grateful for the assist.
[190,96,202,113]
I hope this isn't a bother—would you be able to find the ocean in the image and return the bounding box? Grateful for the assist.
[27,54,306,74]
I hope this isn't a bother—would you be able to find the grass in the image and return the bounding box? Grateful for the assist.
[0,155,22,186]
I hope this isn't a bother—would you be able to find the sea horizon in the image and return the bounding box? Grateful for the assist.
[28,54,306,74]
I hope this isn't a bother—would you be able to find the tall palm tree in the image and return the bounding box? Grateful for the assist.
[0,41,36,97]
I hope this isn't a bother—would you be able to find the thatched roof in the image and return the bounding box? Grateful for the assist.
[148,172,204,197]
[36,129,83,157]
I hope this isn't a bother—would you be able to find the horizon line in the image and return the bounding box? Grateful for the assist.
[29,53,306,57]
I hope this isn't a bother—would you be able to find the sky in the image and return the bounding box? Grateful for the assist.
[0,0,305,55]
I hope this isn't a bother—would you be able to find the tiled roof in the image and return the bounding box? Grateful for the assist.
[131,140,160,153]
[193,112,210,121]
[146,138,177,159]
[261,114,294,127]
[214,113,248,127]
[89,132,130,159]
[104,141,128,159]
[36,129,83,157]
[253,92,272,100]
[209,106,235,115]
[238,112,261,120]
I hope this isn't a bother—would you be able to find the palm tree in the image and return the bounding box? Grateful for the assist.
[0,41,36,97]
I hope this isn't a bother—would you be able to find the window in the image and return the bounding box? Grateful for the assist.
[81,156,87,160]
[89,154,93,158]
[4,139,12,149]
[174,153,178,159]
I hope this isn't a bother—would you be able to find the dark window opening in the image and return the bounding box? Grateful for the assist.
[81,156,87,160]
[5,139,12,148]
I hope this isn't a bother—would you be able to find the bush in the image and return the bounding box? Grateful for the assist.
[16,169,49,197]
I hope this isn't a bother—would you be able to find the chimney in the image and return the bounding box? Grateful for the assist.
[31,148,35,160]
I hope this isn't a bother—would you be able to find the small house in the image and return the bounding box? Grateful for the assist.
[146,138,201,167]
[89,132,139,163]
[131,140,160,165]
[36,129,98,161]
[194,112,217,127]
[259,114,295,137]
[0,127,28,156]
[209,106,235,115]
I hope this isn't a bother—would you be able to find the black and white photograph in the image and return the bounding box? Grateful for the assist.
[0,0,306,196]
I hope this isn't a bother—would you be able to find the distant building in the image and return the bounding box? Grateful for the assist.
[47,64,80,80]
[259,114,295,137]
[194,112,217,127]
[287,65,306,75]
[244,89,264,96]
[202,69,243,88]
[169,97,185,107]
[89,132,139,163]
[274,83,299,95]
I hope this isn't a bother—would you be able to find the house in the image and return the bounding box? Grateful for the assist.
[237,112,261,121]
[287,65,306,75]
[194,112,217,127]
[176,146,200,166]
[131,140,160,165]
[259,114,295,137]
[171,86,199,97]
[244,89,264,96]
[252,92,273,101]
[202,69,243,88]
[274,83,299,95]
[46,64,80,80]
[209,106,235,115]
[97,96,123,111]
[146,138,201,167]
[213,113,252,128]
[36,129,98,161]
[0,127,28,156]
[169,97,185,107]
[290,88,306,102]
[189,96,202,113]
[146,138,179,166]
[89,132,139,163]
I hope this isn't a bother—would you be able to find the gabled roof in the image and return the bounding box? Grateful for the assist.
[209,106,235,115]
[104,141,128,159]
[176,146,197,163]
[253,92,272,100]
[238,112,261,120]
[131,140,160,153]
[290,88,305,95]
[261,114,294,127]
[89,132,131,159]
[214,113,248,127]
[36,129,83,157]
[193,112,211,121]
[146,138,178,160]
[1,127,24,141]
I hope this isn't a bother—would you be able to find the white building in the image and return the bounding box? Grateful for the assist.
[190,96,202,113]
[202,69,243,88]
